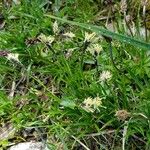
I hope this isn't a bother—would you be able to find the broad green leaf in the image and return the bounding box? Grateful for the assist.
[45,14,150,50]
[60,99,76,109]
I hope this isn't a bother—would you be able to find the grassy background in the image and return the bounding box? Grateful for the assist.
[0,0,150,149]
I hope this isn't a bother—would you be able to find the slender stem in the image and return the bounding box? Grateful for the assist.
[124,12,134,37]
[107,40,143,90]
[108,41,120,72]
[80,41,90,71]
[94,54,99,77]
[46,43,57,61]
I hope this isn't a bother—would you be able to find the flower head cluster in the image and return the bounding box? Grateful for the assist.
[115,109,130,121]
[84,32,102,56]
[99,71,112,82]
[84,32,98,43]
[120,0,127,13]
[63,32,75,39]
[53,21,59,34]
[112,41,121,48]
[38,33,55,44]
[52,21,76,41]
[62,32,76,42]
[87,43,103,56]
[7,53,20,63]
[82,97,102,113]
[37,21,58,44]
[0,51,21,63]
[64,48,76,59]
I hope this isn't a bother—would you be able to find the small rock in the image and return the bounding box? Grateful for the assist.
[8,142,49,150]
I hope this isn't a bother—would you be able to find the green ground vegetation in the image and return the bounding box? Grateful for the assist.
[0,0,150,149]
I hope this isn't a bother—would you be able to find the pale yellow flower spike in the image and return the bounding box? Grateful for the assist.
[38,34,55,44]
[99,71,112,81]
[63,32,75,38]
[87,43,103,55]
[83,97,93,107]
[93,44,103,54]
[84,32,96,43]
[93,97,102,107]
[82,97,102,113]
[53,21,59,34]
[7,53,20,62]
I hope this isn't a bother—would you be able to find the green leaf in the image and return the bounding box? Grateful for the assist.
[45,14,150,50]
[60,99,76,109]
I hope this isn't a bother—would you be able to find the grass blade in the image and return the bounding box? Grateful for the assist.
[45,14,150,50]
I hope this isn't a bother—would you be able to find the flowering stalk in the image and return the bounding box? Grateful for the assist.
[81,32,98,71]
[104,36,131,82]
[45,43,57,61]
[104,36,122,73]
[80,40,90,71]
[93,51,99,76]
[81,96,102,113]
[37,34,57,61]
[124,14,134,37]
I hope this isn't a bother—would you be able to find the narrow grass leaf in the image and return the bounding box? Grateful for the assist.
[45,14,150,50]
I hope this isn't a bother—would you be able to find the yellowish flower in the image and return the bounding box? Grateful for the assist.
[93,97,102,107]
[53,21,59,34]
[65,48,76,59]
[84,32,97,43]
[63,32,75,38]
[83,97,93,107]
[87,43,103,55]
[38,34,55,44]
[99,71,112,81]
[7,53,20,62]
[112,41,121,48]
[82,97,102,113]
[120,0,127,13]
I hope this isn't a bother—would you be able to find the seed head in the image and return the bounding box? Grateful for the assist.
[7,53,20,62]
[82,97,102,113]
[115,110,130,121]
[99,71,112,81]
[53,21,59,34]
